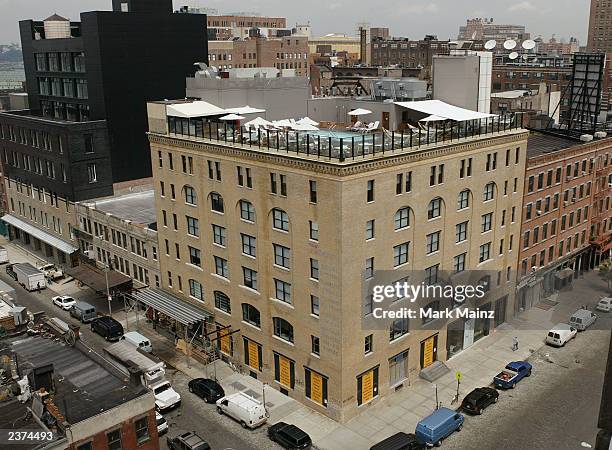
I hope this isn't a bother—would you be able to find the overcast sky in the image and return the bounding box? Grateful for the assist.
[0,0,590,45]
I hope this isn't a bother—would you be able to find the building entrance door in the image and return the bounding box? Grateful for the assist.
[420,334,438,368]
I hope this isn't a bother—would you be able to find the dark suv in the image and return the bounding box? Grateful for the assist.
[90,316,123,341]
[188,378,225,403]
[268,422,312,449]
[167,431,210,450]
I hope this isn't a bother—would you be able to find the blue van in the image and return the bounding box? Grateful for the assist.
[415,407,464,447]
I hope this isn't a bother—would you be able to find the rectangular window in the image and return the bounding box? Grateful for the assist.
[274,244,291,268]
[274,279,292,303]
[366,220,375,240]
[280,174,287,196]
[309,180,317,203]
[481,213,493,233]
[365,257,374,279]
[364,334,373,354]
[311,335,320,356]
[454,253,466,273]
[134,416,150,444]
[243,267,257,290]
[367,180,375,202]
[393,242,409,267]
[106,429,122,450]
[479,242,491,262]
[310,258,319,280]
[186,216,199,236]
[241,234,256,257]
[212,224,226,246]
[426,231,440,254]
[456,221,468,243]
[214,256,228,278]
[309,221,319,241]
[87,163,97,183]
[311,295,320,316]
[270,173,277,193]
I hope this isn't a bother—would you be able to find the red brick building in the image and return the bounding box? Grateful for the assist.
[517,133,612,310]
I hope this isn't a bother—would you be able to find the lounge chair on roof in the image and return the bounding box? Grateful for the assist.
[348,121,363,131]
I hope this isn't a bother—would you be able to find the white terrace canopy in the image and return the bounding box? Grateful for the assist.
[166,100,226,118]
[394,100,496,122]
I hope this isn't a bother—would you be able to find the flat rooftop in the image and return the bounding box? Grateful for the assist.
[0,400,46,449]
[83,189,157,227]
[3,336,148,425]
[527,132,582,157]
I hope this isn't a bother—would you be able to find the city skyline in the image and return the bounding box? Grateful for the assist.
[0,0,590,44]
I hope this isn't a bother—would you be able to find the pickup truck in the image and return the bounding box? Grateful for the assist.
[493,361,532,389]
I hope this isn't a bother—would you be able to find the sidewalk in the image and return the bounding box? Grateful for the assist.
[3,238,604,449]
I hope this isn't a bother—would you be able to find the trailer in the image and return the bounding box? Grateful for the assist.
[104,340,181,411]
[13,263,46,292]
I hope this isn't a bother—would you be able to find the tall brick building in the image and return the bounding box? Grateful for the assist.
[588,0,612,54]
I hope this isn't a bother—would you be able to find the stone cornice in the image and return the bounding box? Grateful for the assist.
[148,130,528,177]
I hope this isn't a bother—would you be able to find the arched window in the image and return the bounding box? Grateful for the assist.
[184,185,197,205]
[394,207,411,230]
[483,182,495,202]
[242,303,260,327]
[214,291,231,313]
[273,317,294,343]
[457,189,470,210]
[188,279,204,301]
[272,208,289,231]
[427,198,443,219]
[239,200,255,222]
[210,192,224,213]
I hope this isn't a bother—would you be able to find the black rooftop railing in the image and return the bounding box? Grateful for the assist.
[165,112,525,162]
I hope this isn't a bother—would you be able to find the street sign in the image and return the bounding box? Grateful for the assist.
[455,371,462,382]
[107,295,112,302]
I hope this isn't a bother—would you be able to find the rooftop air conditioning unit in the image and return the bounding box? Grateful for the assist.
[595,131,607,139]
[580,134,594,142]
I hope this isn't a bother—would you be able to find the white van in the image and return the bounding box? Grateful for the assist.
[545,323,577,347]
[122,331,152,353]
[569,308,597,331]
[596,297,612,313]
[216,391,267,429]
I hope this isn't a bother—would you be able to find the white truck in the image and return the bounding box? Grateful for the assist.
[104,340,181,412]
[13,263,46,291]
[37,263,64,281]
[0,247,8,264]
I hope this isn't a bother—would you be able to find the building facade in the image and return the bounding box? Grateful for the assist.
[517,133,612,310]
[371,36,450,75]
[458,18,529,46]
[588,0,612,54]
[147,99,527,422]
[208,36,309,76]
[206,14,287,40]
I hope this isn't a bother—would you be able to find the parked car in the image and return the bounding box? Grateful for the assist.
[493,361,532,389]
[52,295,76,310]
[188,378,225,403]
[545,323,577,347]
[156,411,168,435]
[460,387,499,415]
[596,297,612,313]
[90,316,124,341]
[569,308,597,331]
[37,263,64,281]
[370,432,425,450]
[415,407,464,447]
[268,422,312,449]
[122,331,152,353]
[5,264,16,280]
[70,301,97,323]
[216,391,267,429]
[167,431,210,450]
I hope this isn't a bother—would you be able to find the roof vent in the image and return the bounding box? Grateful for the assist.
[594,131,607,139]
[580,134,594,142]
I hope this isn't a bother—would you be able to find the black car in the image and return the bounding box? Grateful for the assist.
[188,378,225,403]
[370,432,425,450]
[90,316,124,341]
[167,431,210,450]
[460,387,499,414]
[268,422,312,449]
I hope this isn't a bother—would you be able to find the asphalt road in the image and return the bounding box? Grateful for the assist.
[0,271,278,450]
[446,328,610,450]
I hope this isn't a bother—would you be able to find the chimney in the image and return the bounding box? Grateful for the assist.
[127,366,143,388]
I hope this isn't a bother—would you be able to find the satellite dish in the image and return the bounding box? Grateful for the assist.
[484,39,497,50]
[521,54,529,60]
[522,39,536,50]
[509,52,519,60]
[503,39,517,50]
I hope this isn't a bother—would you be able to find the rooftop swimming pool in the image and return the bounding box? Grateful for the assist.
[306,129,363,139]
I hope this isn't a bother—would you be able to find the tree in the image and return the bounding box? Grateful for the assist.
[599,259,612,291]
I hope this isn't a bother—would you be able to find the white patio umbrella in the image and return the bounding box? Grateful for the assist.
[272,119,294,128]
[244,117,273,127]
[297,116,319,126]
[219,113,246,121]
[291,123,319,131]
[348,108,372,116]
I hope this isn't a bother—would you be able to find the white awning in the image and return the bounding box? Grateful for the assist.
[130,288,212,326]
[167,101,226,118]
[225,105,266,115]
[394,100,496,121]
[1,214,78,254]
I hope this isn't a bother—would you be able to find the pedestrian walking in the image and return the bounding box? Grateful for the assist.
[512,336,519,351]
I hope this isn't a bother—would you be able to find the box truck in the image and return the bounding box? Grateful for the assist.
[13,263,46,291]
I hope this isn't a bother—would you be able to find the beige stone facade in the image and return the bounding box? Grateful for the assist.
[148,105,527,422]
